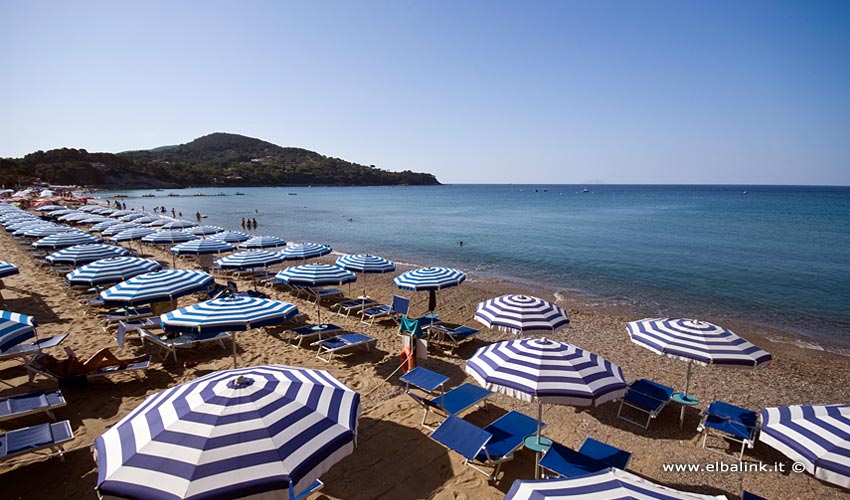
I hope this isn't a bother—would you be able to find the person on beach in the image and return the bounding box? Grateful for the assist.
[171,208,176,217]
[178,211,183,218]
[195,211,201,221]
[252,218,257,229]
[241,217,246,229]
[35,348,147,378]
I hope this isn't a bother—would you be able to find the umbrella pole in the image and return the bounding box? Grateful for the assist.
[230,332,238,368]
[536,400,543,442]
[684,361,693,398]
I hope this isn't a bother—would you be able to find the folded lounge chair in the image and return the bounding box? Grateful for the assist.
[26,353,152,386]
[401,367,491,429]
[539,438,632,478]
[332,297,378,317]
[0,420,74,461]
[0,333,69,363]
[101,306,154,327]
[359,295,409,325]
[429,411,541,481]
[288,323,343,348]
[139,328,231,363]
[616,378,675,429]
[313,333,377,362]
[0,390,66,423]
[302,287,344,304]
[697,400,759,460]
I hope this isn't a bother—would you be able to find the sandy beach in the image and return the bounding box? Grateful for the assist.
[1,226,848,500]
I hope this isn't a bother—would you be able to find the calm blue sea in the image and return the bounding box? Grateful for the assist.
[111,185,850,345]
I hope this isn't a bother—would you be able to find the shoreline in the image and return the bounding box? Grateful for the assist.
[1,218,849,499]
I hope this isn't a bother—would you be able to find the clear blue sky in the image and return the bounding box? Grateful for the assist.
[1,1,849,185]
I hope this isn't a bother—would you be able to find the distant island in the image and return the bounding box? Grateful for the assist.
[0,132,440,188]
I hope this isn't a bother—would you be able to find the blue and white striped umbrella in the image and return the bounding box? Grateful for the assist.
[102,223,142,236]
[336,254,396,274]
[760,404,850,489]
[142,230,198,245]
[3,217,39,230]
[504,468,726,500]
[274,264,356,287]
[46,244,130,265]
[393,267,465,291]
[100,269,214,306]
[475,294,570,335]
[0,260,19,279]
[46,209,77,218]
[17,224,73,238]
[189,225,224,236]
[109,227,157,242]
[35,205,67,212]
[108,210,134,218]
[58,212,91,222]
[130,216,161,225]
[216,250,286,270]
[144,218,169,227]
[161,296,300,334]
[626,318,772,397]
[466,338,627,438]
[161,220,198,230]
[0,310,37,352]
[171,239,236,255]
[91,208,116,216]
[77,205,104,213]
[279,243,332,261]
[78,216,113,225]
[119,213,146,222]
[66,257,162,287]
[209,230,252,243]
[94,364,360,500]
[32,231,101,249]
[90,220,125,232]
[240,235,287,249]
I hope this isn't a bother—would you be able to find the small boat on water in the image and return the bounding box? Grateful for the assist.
[582,188,589,193]
[167,193,179,197]
[234,192,245,196]
[141,194,155,198]
[288,193,298,196]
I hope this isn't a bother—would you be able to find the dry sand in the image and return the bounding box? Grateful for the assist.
[1,228,848,500]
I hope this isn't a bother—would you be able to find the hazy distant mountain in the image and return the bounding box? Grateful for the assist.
[0,132,440,188]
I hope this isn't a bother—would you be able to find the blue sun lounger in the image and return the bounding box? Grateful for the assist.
[359,295,409,325]
[332,297,378,317]
[427,324,479,352]
[430,411,541,481]
[313,333,377,362]
[0,390,66,423]
[401,367,491,429]
[0,332,69,363]
[616,378,675,429]
[539,437,632,478]
[26,353,152,386]
[697,400,759,460]
[288,323,343,348]
[0,420,74,461]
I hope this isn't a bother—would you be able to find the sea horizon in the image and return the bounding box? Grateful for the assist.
[95,183,850,351]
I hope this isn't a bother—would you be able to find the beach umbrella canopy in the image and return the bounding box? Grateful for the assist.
[216,250,286,270]
[466,338,627,439]
[626,318,772,397]
[142,230,198,245]
[90,219,125,232]
[94,364,360,500]
[393,266,465,291]
[210,230,252,243]
[170,239,236,255]
[45,243,129,265]
[0,260,19,279]
[66,257,162,287]
[119,213,146,222]
[474,294,570,336]
[161,220,198,230]
[144,218,169,227]
[32,231,101,249]
[130,216,161,225]
[46,209,77,218]
[0,310,37,351]
[161,296,299,334]
[14,224,68,238]
[57,212,90,222]
[504,468,727,500]
[78,216,113,225]
[760,404,850,489]
[109,227,157,242]
[35,205,67,212]
[108,210,134,218]
[77,205,104,213]
[3,216,40,229]
[274,263,356,287]
[99,269,214,306]
[189,225,224,236]
[241,235,286,249]
[102,223,143,237]
[279,243,332,261]
[336,254,396,274]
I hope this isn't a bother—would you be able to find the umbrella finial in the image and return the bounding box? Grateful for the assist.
[230,375,254,388]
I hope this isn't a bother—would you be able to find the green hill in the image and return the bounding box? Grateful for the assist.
[0,132,440,188]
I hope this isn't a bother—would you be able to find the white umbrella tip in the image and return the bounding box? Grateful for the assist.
[230,375,254,388]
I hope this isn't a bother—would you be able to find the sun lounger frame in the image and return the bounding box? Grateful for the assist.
[0,390,66,423]
[139,328,231,363]
[696,400,759,461]
[332,297,378,317]
[288,323,343,348]
[25,353,152,384]
[313,333,377,362]
[0,420,74,462]
[616,378,675,429]
[0,333,69,364]
[401,367,491,430]
[359,295,409,325]
[539,437,632,478]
